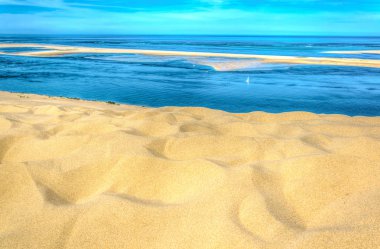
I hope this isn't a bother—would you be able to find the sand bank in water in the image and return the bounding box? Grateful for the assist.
[324,50,380,55]
[0,91,380,249]
[1,43,380,69]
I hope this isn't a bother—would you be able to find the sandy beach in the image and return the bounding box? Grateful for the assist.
[0,91,379,248]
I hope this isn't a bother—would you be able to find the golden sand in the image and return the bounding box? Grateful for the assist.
[1,43,380,69]
[0,91,380,249]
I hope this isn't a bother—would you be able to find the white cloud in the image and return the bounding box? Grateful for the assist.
[0,0,66,8]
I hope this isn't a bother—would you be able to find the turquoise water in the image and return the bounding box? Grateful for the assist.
[0,35,379,116]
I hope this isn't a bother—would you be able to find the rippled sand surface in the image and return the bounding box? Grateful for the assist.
[0,91,380,249]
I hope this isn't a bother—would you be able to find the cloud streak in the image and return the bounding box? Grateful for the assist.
[0,0,379,35]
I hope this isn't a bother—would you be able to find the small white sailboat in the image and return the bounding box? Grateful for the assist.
[246,76,250,85]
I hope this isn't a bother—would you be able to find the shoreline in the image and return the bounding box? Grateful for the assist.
[0,90,377,118]
[1,90,380,249]
[0,90,380,118]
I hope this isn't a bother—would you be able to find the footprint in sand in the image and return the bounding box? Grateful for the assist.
[237,165,306,243]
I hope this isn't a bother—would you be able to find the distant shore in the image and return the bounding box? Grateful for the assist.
[1,90,379,249]
[1,43,380,69]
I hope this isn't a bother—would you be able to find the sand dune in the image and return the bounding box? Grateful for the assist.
[0,91,380,248]
[1,43,380,69]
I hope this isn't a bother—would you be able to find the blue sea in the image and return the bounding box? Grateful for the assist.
[0,35,379,116]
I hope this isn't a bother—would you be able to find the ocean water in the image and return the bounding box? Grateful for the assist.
[0,35,379,116]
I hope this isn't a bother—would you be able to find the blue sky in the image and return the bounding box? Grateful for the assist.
[0,0,379,35]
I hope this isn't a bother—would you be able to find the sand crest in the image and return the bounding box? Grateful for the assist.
[0,91,379,248]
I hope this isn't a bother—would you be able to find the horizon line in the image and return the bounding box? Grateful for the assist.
[1,34,380,38]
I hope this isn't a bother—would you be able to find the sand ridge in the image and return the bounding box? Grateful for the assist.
[0,91,380,248]
[1,43,380,69]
